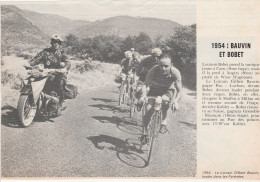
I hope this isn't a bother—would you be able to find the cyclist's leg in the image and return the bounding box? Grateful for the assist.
[136,81,146,110]
[142,99,154,135]
[141,99,155,144]
[126,76,130,93]
[135,81,143,99]
[160,89,175,133]
[120,73,126,86]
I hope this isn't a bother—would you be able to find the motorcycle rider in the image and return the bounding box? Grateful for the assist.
[141,55,182,144]
[28,34,71,108]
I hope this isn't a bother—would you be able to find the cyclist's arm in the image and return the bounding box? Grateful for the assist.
[61,53,71,70]
[170,67,182,102]
[136,59,145,77]
[116,66,122,75]
[145,66,158,87]
[116,59,125,75]
[174,82,182,102]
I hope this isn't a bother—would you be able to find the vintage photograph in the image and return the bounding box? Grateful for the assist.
[1,1,196,177]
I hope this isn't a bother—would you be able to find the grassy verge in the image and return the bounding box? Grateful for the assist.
[68,59,119,91]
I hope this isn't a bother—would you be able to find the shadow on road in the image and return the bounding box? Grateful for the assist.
[91,98,116,104]
[1,105,55,128]
[117,122,142,135]
[187,92,197,99]
[87,135,147,168]
[92,116,134,125]
[92,116,123,124]
[1,105,22,128]
[89,104,129,114]
[180,121,197,130]
[92,116,142,135]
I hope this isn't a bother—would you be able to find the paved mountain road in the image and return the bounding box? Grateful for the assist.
[1,84,196,177]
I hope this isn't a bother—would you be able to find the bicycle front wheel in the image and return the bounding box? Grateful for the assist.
[129,87,136,117]
[119,83,125,106]
[146,112,158,165]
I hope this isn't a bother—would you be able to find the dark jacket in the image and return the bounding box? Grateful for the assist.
[29,47,71,70]
[136,55,159,82]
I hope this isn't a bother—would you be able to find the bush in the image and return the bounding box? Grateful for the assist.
[64,33,154,64]
[1,70,22,90]
[16,51,35,60]
[74,60,101,73]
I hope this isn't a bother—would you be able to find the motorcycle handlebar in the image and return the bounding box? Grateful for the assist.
[27,68,67,77]
[44,68,67,73]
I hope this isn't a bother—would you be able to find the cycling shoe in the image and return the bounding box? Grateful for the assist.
[159,125,168,134]
[140,135,148,145]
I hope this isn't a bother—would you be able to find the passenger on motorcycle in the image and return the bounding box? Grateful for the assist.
[140,56,182,144]
[28,34,71,107]
[135,48,162,110]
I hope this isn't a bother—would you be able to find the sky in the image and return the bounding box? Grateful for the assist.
[13,0,196,25]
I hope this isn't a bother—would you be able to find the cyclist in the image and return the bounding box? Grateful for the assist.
[116,51,139,96]
[136,48,162,83]
[135,48,162,110]
[140,55,183,144]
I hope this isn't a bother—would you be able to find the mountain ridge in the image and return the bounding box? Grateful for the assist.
[1,5,50,53]
[73,15,182,40]
[1,5,184,54]
[21,9,91,36]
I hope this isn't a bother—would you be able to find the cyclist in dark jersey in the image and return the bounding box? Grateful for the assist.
[135,48,162,110]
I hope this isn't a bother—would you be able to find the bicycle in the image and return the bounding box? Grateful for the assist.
[118,74,128,106]
[129,75,138,117]
[140,94,176,166]
[118,69,136,107]
[141,96,162,165]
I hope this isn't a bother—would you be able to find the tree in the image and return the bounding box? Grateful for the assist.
[135,32,153,55]
[121,36,136,52]
[65,34,79,47]
[163,24,196,90]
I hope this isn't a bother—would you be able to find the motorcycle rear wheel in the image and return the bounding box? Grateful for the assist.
[18,95,37,127]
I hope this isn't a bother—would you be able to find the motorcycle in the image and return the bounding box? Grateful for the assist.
[17,65,67,127]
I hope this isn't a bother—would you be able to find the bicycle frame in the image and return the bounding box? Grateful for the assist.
[118,72,136,106]
[141,96,163,165]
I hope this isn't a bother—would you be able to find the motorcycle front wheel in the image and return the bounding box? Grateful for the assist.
[17,95,37,127]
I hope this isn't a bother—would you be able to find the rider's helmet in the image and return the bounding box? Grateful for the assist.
[130,48,135,52]
[125,51,132,59]
[151,48,162,56]
[51,34,63,45]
